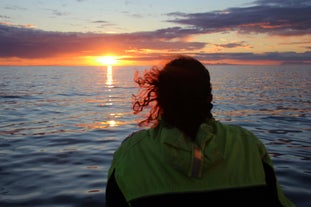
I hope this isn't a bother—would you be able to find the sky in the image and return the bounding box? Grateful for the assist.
[0,0,311,66]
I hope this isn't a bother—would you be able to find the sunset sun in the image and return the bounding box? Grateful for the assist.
[96,56,118,65]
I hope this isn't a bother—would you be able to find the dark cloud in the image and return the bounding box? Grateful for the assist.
[0,24,205,58]
[167,0,311,36]
[91,20,110,24]
[215,41,250,49]
[0,25,82,58]
[194,51,311,63]
[91,20,116,28]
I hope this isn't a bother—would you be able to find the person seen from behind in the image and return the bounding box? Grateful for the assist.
[105,55,296,207]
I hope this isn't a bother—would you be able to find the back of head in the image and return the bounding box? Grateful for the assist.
[158,56,213,139]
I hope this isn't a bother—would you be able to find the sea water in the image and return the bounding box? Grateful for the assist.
[0,65,310,207]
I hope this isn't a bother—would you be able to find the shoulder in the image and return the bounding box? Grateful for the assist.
[206,120,272,166]
[214,119,254,135]
[211,119,263,145]
[109,125,164,165]
[108,129,149,177]
[117,129,150,152]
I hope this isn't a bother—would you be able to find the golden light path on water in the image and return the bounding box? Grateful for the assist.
[104,64,117,128]
[78,63,123,129]
[106,65,113,86]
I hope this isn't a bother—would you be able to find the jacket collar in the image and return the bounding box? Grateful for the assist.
[159,119,224,178]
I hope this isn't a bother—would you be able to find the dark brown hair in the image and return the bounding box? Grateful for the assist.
[133,55,213,139]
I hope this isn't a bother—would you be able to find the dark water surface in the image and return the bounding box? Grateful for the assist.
[0,65,310,207]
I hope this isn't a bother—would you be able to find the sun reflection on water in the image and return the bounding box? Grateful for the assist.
[106,65,113,86]
[76,120,120,129]
[107,120,117,127]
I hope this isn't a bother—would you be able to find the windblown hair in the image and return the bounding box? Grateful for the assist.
[133,55,213,139]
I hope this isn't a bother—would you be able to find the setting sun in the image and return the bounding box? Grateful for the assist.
[96,56,118,65]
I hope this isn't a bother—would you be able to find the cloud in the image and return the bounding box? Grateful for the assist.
[0,23,205,58]
[91,20,116,28]
[0,21,36,28]
[167,0,311,36]
[91,20,110,24]
[0,15,10,20]
[194,51,311,63]
[215,41,251,49]
[4,5,27,11]
[254,0,311,7]
[51,9,70,16]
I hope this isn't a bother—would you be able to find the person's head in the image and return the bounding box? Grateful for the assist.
[133,55,213,139]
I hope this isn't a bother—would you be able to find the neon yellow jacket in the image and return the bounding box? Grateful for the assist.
[107,118,295,207]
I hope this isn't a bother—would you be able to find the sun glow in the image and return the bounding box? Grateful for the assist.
[96,56,118,65]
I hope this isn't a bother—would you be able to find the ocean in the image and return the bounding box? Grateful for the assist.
[0,65,310,207]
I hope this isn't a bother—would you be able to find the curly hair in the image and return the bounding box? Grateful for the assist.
[133,55,213,139]
[132,66,161,125]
